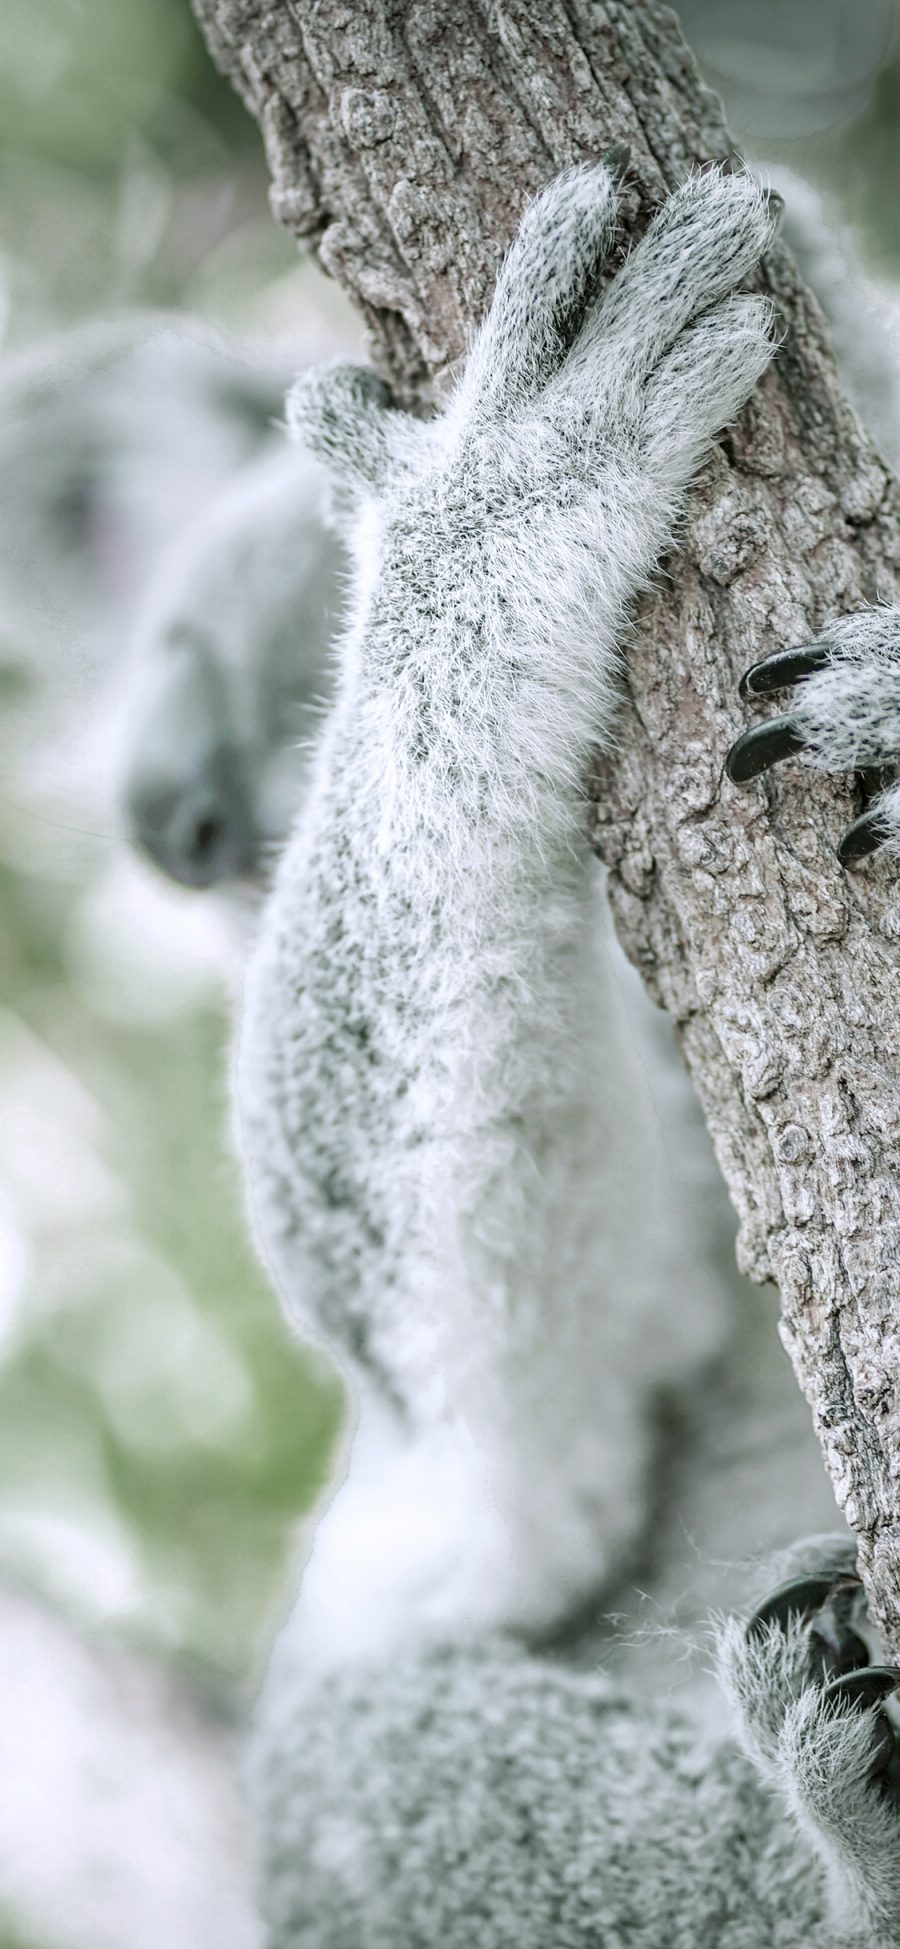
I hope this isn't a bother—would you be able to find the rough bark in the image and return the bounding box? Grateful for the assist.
[191,0,900,1642]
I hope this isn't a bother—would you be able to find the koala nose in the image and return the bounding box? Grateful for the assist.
[126,758,260,890]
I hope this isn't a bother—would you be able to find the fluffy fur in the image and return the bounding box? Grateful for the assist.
[108,164,900,1944]
[15,163,900,1947]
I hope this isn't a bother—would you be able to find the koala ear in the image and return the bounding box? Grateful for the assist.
[285,363,419,496]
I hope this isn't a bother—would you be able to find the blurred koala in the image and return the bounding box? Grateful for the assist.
[770,164,900,474]
[118,448,344,893]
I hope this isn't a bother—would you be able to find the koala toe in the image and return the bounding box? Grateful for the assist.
[717,1543,867,1773]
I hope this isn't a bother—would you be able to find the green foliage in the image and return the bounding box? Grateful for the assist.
[0,0,346,1693]
[0,0,294,332]
[0,0,247,176]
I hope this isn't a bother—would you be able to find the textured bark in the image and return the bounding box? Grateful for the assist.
[191,0,900,1642]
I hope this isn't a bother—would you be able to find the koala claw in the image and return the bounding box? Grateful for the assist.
[748,1569,871,1681]
[836,804,894,867]
[808,1603,871,1680]
[738,640,833,699]
[823,1666,900,1710]
[726,712,807,781]
[747,1571,862,1644]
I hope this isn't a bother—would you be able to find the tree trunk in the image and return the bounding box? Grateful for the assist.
[191,0,900,1643]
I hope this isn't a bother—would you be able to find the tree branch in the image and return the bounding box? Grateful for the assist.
[191,0,900,1642]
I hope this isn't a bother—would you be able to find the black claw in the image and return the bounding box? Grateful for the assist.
[823,1666,900,1712]
[601,142,631,183]
[748,1573,859,1641]
[859,765,896,801]
[809,1608,870,1679]
[738,641,833,700]
[837,807,893,868]
[726,714,807,783]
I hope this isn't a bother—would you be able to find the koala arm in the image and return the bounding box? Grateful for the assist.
[238,163,776,1633]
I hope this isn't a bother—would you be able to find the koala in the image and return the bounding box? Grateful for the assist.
[118,448,344,892]
[252,1534,900,1948]
[229,159,900,1946]
[101,172,897,1665]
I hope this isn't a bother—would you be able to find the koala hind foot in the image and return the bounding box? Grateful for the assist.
[719,1540,900,1945]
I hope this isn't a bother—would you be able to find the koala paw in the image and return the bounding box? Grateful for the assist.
[727,606,900,865]
[719,1542,900,1943]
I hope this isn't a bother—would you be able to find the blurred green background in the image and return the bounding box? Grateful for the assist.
[0,0,898,1703]
[0,0,348,1691]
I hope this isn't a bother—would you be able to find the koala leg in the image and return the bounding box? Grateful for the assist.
[718,1535,900,1949]
[241,162,777,1635]
[728,605,900,865]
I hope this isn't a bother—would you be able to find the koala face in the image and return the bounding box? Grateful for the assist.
[120,450,345,890]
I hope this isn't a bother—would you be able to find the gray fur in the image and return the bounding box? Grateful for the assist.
[102,164,900,1945]
[98,166,900,1944]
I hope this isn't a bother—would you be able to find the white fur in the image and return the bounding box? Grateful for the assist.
[253,1534,900,1949]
